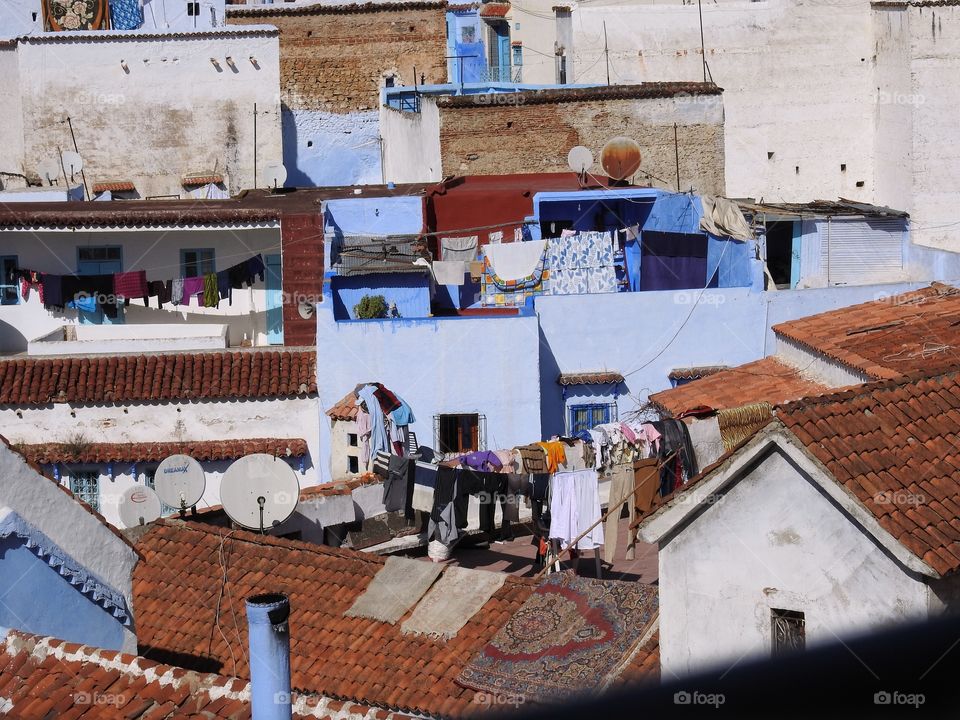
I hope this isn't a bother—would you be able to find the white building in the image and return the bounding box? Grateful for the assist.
[639,372,960,678]
[0,24,280,198]
[0,0,227,35]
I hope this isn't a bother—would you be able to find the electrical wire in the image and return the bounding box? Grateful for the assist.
[211,527,241,676]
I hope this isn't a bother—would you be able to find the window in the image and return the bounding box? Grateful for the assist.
[347,455,359,474]
[186,1,200,16]
[0,256,18,305]
[512,45,523,67]
[348,433,358,447]
[181,249,215,278]
[765,221,797,289]
[568,404,611,435]
[77,246,122,266]
[143,467,178,516]
[70,470,100,512]
[771,609,805,655]
[435,413,483,454]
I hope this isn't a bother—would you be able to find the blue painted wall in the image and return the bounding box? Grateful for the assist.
[332,273,432,320]
[282,108,382,188]
[0,536,125,649]
[324,196,424,239]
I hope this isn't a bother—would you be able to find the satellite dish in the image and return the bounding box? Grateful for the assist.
[261,162,288,190]
[220,453,300,532]
[298,300,315,320]
[567,145,594,174]
[601,136,642,181]
[62,151,84,177]
[118,485,162,527]
[154,454,206,512]
[38,158,61,185]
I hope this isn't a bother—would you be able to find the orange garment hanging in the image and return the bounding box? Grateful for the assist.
[536,441,567,474]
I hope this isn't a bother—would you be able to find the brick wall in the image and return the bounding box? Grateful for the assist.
[228,4,447,113]
[280,212,325,347]
[436,90,727,195]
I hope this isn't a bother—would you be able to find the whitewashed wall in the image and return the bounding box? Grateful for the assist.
[0,45,25,190]
[13,28,281,197]
[141,0,227,30]
[0,224,281,351]
[0,1,41,37]
[380,102,442,184]
[657,447,931,678]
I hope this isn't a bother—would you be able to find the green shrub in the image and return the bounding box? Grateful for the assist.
[354,294,388,319]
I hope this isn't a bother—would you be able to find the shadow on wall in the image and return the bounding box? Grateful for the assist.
[281,106,384,188]
[0,320,28,354]
[539,324,564,439]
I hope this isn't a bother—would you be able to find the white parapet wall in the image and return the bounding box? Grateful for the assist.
[27,323,229,356]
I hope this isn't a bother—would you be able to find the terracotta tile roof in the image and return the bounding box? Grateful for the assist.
[133,521,537,717]
[777,368,960,577]
[0,630,410,719]
[557,371,624,386]
[612,629,660,687]
[650,357,829,416]
[667,366,728,381]
[327,390,360,421]
[92,180,136,193]
[437,82,723,108]
[298,474,381,498]
[17,438,308,465]
[182,174,225,187]
[0,349,316,406]
[771,282,960,380]
[479,2,511,17]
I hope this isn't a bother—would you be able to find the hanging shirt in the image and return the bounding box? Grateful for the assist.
[536,441,567,474]
[171,277,185,306]
[113,270,148,303]
[459,450,502,473]
[182,276,205,305]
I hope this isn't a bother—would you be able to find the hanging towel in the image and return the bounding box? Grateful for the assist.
[170,277,184,306]
[432,260,466,286]
[484,240,547,282]
[203,273,219,308]
[182,276,205,306]
[147,280,171,308]
[113,270,147,303]
[41,274,64,309]
[216,270,232,304]
[440,236,478,262]
[700,195,754,241]
[108,0,143,30]
[246,255,265,285]
[389,395,416,427]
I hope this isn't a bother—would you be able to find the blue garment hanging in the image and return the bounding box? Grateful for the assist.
[357,384,389,460]
[109,0,143,30]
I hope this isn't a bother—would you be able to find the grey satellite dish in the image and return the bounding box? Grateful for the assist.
[38,158,61,185]
[567,145,594,174]
[154,454,206,513]
[298,300,315,320]
[261,162,287,190]
[118,485,162,527]
[220,453,300,532]
[62,151,84,177]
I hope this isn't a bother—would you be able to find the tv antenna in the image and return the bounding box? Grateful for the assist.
[567,146,594,183]
[220,453,300,533]
[154,454,206,516]
[118,485,162,527]
[261,162,287,191]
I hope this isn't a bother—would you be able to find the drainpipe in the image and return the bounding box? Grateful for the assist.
[246,593,292,720]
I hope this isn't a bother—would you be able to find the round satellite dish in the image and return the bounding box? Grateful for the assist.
[220,453,300,531]
[38,158,61,185]
[62,151,84,175]
[567,145,594,174]
[298,300,315,320]
[118,485,162,527]
[261,162,288,189]
[601,136,642,181]
[154,454,206,511]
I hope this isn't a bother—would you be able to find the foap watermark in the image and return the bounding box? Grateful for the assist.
[472,92,525,106]
[674,291,726,307]
[473,691,526,708]
[873,90,925,107]
[74,691,128,707]
[76,91,126,107]
[674,690,725,707]
[874,490,925,507]
[673,92,718,106]
[675,492,725,509]
[874,690,925,708]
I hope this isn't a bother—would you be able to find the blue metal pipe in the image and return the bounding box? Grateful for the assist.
[245,593,292,720]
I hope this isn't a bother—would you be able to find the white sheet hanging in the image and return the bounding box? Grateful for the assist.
[484,240,547,281]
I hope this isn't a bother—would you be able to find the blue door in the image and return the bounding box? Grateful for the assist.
[265,254,283,345]
[77,246,123,325]
[497,29,511,82]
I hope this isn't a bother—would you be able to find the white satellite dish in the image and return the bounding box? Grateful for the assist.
[154,454,206,512]
[261,162,288,190]
[118,485,163,527]
[298,300,315,320]
[567,145,594,174]
[38,158,61,185]
[62,151,84,177]
[220,453,300,532]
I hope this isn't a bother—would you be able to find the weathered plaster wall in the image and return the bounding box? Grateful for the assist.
[380,102,442,184]
[437,94,726,194]
[571,0,875,203]
[15,29,281,197]
[658,447,931,678]
[0,226,282,352]
[0,46,24,189]
[0,441,138,651]
[283,108,382,187]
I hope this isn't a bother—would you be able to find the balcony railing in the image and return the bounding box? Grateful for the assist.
[475,65,523,83]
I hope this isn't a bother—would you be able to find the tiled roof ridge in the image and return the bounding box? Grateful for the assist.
[2,630,411,719]
[18,437,309,464]
[227,0,447,16]
[437,81,723,108]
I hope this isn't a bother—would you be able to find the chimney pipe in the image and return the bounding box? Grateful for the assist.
[246,593,292,720]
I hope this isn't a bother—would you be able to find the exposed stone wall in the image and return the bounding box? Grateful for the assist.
[228,5,448,113]
[436,94,726,195]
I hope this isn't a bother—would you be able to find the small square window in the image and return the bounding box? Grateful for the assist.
[181,249,215,278]
[69,470,100,512]
[568,404,612,435]
[348,433,358,447]
[436,413,482,454]
[347,455,359,474]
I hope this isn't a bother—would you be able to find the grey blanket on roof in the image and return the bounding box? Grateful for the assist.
[401,566,506,640]
[345,556,443,624]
